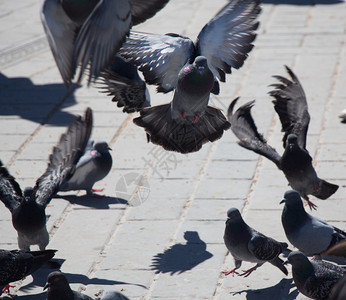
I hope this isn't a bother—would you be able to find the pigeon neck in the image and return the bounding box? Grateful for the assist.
[292,261,314,288]
[282,203,307,234]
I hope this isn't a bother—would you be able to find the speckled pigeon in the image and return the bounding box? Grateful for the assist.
[40,0,170,86]
[285,251,346,300]
[223,208,288,277]
[280,190,346,256]
[0,249,56,295]
[119,0,262,153]
[228,73,338,210]
[99,55,150,113]
[0,108,92,250]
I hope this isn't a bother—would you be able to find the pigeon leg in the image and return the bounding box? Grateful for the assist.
[239,265,259,277]
[2,284,14,294]
[91,188,104,193]
[223,267,240,276]
[305,197,318,211]
[87,189,106,198]
[180,111,186,120]
[192,113,200,123]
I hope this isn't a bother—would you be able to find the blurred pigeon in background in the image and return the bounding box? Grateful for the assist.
[0,249,56,295]
[285,251,346,300]
[97,290,130,300]
[0,108,92,250]
[40,0,170,86]
[329,275,346,300]
[280,190,346,257]
[99,55,150,113]
[119,0,262,153]
[223,208,288,277]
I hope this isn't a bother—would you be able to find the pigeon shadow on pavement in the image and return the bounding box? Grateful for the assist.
[150,231,213,275]
[0,73,78,126]
[232,278,299,300]
[54,194,129,209]
[262,0,342,5]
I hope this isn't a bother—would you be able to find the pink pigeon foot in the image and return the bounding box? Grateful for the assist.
[88,188,106,198]
[2,284,14,294]
[306,199,317,211]
[239,265,259,277]
[180,111,186,120]
[223,267,240,276]
[192,113,200,123]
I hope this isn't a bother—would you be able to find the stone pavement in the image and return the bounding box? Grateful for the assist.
[0,0,345,299]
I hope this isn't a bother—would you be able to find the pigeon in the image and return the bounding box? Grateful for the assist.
[284,251,346,300]
[329,275,346,300]
[223,208,288,277]
[99,55,150,113]
[40,0,170,86]
[0,108,92,250]
[280,190,346,257]
[0,249,56,295]
[339,109,346,123]
[59,140,113,196]
[119,0,262,153]
[44,272,130,300]
[228,73,338,210]
[322,240,346,258]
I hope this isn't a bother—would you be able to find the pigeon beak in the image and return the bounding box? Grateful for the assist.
[43,283,50,291]
[107,146,112,151]
[280,199,286,205]
[288,143,294,150]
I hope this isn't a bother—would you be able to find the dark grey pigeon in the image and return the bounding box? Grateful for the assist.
[119,0,261,153]
[99,55,150,113]
[0,108,92,250]
[223,208,288,277]
[44,271,93,300]
[0,249,56,295]
[40,0,170,86]
[228,93,338,210]
[59,140,112,196]
[280,190,346,256]
[285,251,346,300]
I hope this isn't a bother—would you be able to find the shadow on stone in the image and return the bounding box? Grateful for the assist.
[150,231,213,275]
[0,73,78,126]
[262,0,342,5]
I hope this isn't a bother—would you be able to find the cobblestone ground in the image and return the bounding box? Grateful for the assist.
[0,0,345,299]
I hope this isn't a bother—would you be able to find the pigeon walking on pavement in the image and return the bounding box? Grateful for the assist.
[280,190,346,257]
[44,271,130,300]
[0,108,92,250]
[223,208,289,277]
[285,251,346,300]
[119,0,262,153]
[99,55,150,113]
[0,249,57,295]
[40,0,170,86]
[228,70,338,210]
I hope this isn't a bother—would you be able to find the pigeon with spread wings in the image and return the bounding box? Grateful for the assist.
[119,0,262,153]
[0,109,92,250]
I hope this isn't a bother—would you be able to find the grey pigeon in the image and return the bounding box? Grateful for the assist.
[280,190,346,256]
[0,108,92,250]
[228,75,338,210]
[119,0,261,153]
[223,208,288,277]
[0,249,56,295]
[96,290,130,300]
[40,0,170,86]
[59,140,112,196]
[285,251,346,300]
[99,55,150,113]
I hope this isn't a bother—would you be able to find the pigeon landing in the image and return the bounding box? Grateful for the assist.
[280,190,346,256]
[285,251,346,300]
[99,55,150,113]
[228,70,338,210]
[59,140,113,196]
[0,249,56,295]
[223,208,288,277]
[0,109,92,250]
[119,0,262,153]
[44,271,130,300]
[40,0,170,86]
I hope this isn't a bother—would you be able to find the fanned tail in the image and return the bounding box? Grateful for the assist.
[312,179,339,200]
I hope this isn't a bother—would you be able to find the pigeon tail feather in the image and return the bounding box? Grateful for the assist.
[312,179,339,200]
[270,256,288,275]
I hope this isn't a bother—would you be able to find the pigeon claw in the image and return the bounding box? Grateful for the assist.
[223,267,240,276]
[2,284,15,294]
[306,199,318,211]
[239,266,258,277]
[180,111,187,120]
[192,113,200,123]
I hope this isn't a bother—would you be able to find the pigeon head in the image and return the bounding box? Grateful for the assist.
[23,187,34,201]
[193,56,209,72]
[94,141,112,153]
[280,190,304,209]
[226,208,243,224]
[44,271,71,292]
[286,134,298,150]
[284,251,314,275]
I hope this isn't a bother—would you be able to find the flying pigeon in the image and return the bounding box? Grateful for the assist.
[223,208,288,277]
[40,0,170,86]
[228,84,338,210]
[284,251,346,300]
[59,140,113,196]
[99,55,150,113]
[0,249,56,295]
[119,0,262,153]
[44,272,130,300]
[0,108,92,250]
[280,190,346,257]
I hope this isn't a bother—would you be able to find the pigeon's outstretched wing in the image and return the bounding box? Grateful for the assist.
[0,161,23,213]
[227,98,281,167]
[33,108,93,207]
[269,65,310,149]
[129,0,170,26]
